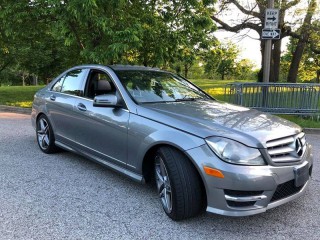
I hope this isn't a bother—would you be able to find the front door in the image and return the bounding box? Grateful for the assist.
[72,69,129,166]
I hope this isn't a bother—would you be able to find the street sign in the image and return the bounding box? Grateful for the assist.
[264,8,279,29]
[262,29,281,39]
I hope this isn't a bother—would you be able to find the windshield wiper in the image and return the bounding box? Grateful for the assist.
[174,97,201,102]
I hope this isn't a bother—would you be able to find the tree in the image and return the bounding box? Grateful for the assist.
[211,0,318,82]
[0,0,74,84]
[282,21,320,83]
[234,59,256,80]
[204,42,239,80]
[287,0,317,82]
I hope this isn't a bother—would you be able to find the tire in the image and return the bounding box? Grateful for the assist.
[36,114,59,154]
[154,146,205,220]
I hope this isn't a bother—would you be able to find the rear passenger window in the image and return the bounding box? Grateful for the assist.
[61,69,86,96]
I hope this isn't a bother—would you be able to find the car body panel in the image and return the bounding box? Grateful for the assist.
[137,100,301,148]
[127,113,205,171]
[186,143,313,216]
[31,64,314,218]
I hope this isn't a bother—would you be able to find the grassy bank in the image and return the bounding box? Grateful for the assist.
[0,86,44,108]
[190,79,253,101]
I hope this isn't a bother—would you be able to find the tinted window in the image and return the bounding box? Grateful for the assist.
[115,70,209,103]
[52,77,64,92]
[60,69,86,96]
[84,70,115,99]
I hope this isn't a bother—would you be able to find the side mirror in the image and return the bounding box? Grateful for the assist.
[93,94,122,108]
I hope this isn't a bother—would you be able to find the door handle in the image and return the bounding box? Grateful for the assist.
[50,95,56,101]
[77,103,87,112]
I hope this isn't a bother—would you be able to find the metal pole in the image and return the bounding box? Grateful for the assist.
[263,0,274,83]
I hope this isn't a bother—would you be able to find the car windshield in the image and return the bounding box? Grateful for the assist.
[115,70,210,103]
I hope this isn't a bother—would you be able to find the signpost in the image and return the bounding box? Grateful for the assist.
[262,29,281,39]
[264,8,279,29]
[263,6,281,83]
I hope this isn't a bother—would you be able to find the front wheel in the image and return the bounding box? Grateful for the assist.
[36,115,59,154]
[154,146,205,220]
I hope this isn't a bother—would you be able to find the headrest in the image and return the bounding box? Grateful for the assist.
[97,80,112,92]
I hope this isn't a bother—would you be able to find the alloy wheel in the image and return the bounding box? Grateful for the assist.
[37,118,50,150]
[155,155,173,213]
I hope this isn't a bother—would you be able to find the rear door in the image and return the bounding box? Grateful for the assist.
[46,68,87,145]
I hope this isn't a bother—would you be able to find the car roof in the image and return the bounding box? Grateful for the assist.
[107,65,162,71]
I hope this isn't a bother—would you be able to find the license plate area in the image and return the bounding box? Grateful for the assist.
[294,163,309,187]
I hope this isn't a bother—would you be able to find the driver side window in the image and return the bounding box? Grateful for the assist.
[84,70,115,99]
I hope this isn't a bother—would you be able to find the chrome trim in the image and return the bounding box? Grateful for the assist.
[266,132,307,164]
[225,194,267,202]
[266,136,294,148]
[268,146,295,155]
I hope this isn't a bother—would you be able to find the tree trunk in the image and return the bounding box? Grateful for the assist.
[258,40,265,82]
[287,40,307,83]
[272,40,281,82]
[287,0,316,83]
[184,64,188,78]
[22,74,26,86]
[32,75,38,85]
[221,71,225,80]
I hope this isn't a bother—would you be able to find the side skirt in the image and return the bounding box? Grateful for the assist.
[55,141,145,183]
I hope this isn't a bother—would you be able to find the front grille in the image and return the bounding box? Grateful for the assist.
[266,132,306,164]
[270,180,304,202]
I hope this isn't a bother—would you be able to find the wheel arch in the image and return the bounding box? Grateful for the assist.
[141,143,208,207]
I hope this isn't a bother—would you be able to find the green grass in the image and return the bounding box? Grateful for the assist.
[277,115,320,129]
[1,82,319,128]
[0,86,44,108]
[190,79,255,101]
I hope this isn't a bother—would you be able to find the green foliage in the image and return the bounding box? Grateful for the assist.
[234,59,256,80]
[203,42,240,80]
[0,0,217,83]
[281,23,320,83]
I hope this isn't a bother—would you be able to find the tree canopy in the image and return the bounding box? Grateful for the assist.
[0,0,217,83]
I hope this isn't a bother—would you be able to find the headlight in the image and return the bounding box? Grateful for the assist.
[205,137,265,165]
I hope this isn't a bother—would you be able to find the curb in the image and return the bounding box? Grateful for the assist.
[0,105,31,115]
[303,128,320,135]
[1,105,320,134]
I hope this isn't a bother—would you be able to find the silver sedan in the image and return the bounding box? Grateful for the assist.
[32,65,313,220]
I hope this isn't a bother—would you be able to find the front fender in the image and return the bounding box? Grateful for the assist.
[127,113,205,173]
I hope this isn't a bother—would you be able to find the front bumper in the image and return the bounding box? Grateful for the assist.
[186,143,313,217]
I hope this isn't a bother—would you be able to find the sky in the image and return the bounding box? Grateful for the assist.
[214,29,262,69]
[214,27,291,70]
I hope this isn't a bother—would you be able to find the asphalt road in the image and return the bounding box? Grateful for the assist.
[0,112,319,240]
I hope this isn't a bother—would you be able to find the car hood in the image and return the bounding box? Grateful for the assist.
[136,100,301,148]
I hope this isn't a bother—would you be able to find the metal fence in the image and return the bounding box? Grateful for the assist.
[225,83,320,115]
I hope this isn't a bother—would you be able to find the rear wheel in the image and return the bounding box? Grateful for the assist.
[154,146,205,220]
[36,115,59,154]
